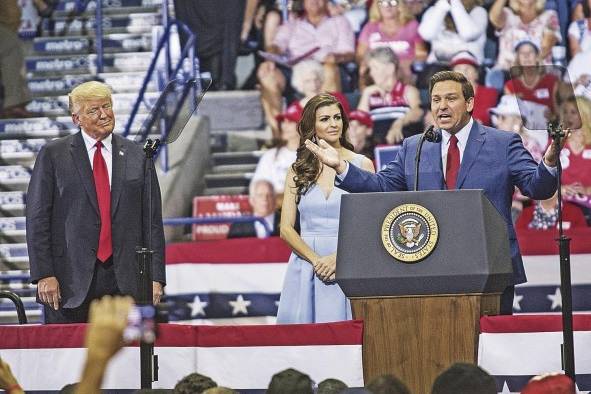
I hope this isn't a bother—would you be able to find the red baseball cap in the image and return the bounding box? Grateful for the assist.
[521,374,575,394]
[348,110,373,128]
[276,103,302,123]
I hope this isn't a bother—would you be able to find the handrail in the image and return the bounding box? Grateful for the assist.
[95,0,104,73]
[0,291,28,324]
[72,0,104,72]
[123,19,197,139]
[163,216,273,237]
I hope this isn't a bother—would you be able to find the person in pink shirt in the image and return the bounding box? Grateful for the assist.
[489,0,561,71]
[257,0,355,137]
[356,0,426,85]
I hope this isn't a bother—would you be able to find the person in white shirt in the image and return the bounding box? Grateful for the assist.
[418,0,488,64]
[252,105,301,207]
[227,179,279,239]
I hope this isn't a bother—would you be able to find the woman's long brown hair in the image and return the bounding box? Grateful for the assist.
[292,93,354,203]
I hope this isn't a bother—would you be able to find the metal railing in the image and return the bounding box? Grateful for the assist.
[72,0,104,72]
[123,12,198,141]
[0,291,28,324]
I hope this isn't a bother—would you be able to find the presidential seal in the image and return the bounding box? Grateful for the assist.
[381,203,438,263]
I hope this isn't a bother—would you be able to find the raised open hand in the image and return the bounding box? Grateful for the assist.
[304,139,346,173]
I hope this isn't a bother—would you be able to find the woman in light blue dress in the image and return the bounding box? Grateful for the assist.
[276,93,375,324]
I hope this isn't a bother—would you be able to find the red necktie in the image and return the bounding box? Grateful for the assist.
[446,135,460,190]
[93,142,112,262]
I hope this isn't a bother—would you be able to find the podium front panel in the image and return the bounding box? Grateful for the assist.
[336,190,512,297]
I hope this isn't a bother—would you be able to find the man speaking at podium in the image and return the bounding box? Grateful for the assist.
[26,81,165,323]
[306,71,566,314]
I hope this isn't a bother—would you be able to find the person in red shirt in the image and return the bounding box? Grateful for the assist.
[504,38,558,129]
[559,96,591,197]
[516,192,587,231]
[450,51,498,126]
[357,47,423,144]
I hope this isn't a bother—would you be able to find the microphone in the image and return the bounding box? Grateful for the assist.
[414,125,441,191]
[424,126,442,143]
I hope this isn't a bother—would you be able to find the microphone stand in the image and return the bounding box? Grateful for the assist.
[138,138,160,389]
[547,122,575,381]
[414,126,440,191]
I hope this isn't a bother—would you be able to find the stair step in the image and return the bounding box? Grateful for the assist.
[211,164,258,174]
[0,192,26,216]
[204,172,253,189]
[203,186,248,196]
[33,33,152,55]
[212,151,263,166]
[0,217,26,242]
[0,298,38,313]
[0,166,32,191]
[40,12,161,35]
[28,72,158,96]
[209,133,228,153]
[0,139,46,164]
[198,91,263,131]
[0,244,29,271]
[26,52,154,75]
[0,115,149,137]
[54,0,161,17]
[27,92,159,116]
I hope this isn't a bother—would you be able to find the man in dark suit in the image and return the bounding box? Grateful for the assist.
[26,81,165,323]
[306,71,567,314]
[228,179,280,238]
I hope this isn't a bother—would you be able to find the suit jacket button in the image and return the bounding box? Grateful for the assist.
[91,248,96,253]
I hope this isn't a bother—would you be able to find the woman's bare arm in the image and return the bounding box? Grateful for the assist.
[280,168,320,265]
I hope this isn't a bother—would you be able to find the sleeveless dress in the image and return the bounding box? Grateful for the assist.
[276,154,364,324]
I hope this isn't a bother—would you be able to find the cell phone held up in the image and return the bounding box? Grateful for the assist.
[123,304,158,344]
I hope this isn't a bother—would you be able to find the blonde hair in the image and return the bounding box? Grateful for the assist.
[68,81,113,114]
[369,0,415,25]
[509,0,546,15]
[291,60,324,94]
[573,96,591,145]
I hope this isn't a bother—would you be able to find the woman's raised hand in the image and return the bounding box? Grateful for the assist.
[304,139,344,171]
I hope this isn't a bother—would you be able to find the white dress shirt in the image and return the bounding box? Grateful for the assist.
[441,118,473,178]
[81,131,113,187]
[254,213,275,238]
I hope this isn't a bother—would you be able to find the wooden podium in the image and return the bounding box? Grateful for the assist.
[336,190,513,394]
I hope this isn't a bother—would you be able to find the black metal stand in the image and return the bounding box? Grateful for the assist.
[413,126,441,191]
[138,139,160,389]
[547,123,575,381]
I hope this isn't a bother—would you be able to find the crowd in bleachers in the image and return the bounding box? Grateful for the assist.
[2,0,591,236]
[208,0,591,237]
